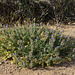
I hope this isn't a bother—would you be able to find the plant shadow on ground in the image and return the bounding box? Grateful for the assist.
[31,59,75,71]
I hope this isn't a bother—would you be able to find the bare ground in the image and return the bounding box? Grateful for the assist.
[0,24,75,75]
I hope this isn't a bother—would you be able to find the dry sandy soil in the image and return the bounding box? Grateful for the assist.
[0,24,75,75]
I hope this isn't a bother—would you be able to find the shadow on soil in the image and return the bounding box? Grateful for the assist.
[32,59,75,71]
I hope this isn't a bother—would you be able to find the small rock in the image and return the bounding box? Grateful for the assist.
[18,67,22,70]
[0,61,4,65]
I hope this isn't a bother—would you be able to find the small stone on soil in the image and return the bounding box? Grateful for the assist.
[0,61,4,65]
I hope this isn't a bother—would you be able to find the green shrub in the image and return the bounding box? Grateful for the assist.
[0,23,74,68]
[13,0,75,24]
[0,0,75,25]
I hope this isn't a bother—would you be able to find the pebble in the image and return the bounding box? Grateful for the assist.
[0,61,4,65]
[19,67,22,70]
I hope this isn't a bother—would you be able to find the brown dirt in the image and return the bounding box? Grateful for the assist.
[47,24,75,37]
[0,24,75,75]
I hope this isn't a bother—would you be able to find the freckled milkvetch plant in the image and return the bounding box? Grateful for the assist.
[0,23,74,68]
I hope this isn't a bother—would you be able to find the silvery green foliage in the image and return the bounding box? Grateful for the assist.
[0,24,74,68]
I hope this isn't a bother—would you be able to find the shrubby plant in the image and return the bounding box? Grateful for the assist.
[0,22,75,68]
[12,0,75,24]
[0,0,75,25]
